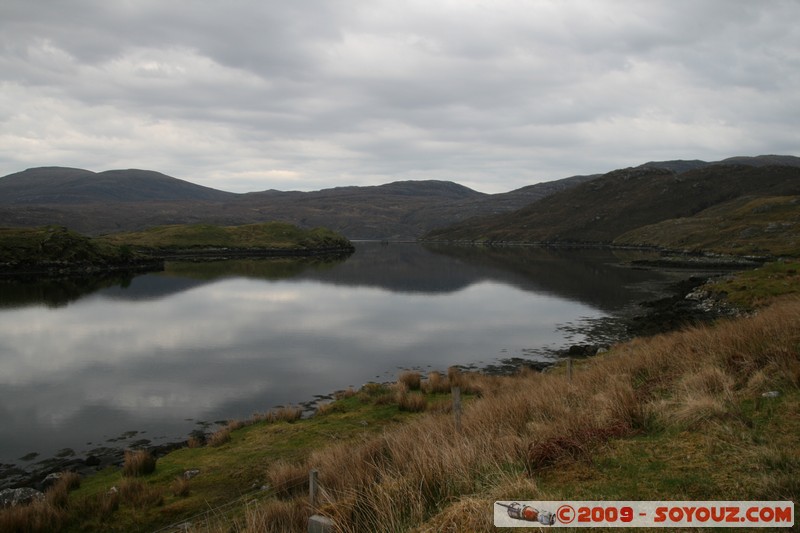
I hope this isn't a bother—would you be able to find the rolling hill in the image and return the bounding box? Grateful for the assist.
[0,168,596,239]
[424,161,800,255]
[0,167,235,204]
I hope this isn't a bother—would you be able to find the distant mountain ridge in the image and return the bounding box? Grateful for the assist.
[0,167,235,204]
[0,155,798,241]
[0,167,596,238]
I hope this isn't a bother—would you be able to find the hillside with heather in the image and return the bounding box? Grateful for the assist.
[425,160,800,256]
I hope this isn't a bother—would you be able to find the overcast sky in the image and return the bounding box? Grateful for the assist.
[1,1,798,193]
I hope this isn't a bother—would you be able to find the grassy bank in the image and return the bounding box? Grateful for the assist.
[3,263,798,532]
[0,226,137,268]
[0,222,353,276]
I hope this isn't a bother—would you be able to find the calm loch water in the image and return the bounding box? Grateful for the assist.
[0,243,683,470]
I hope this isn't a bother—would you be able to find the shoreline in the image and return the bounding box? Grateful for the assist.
[0,264,740,492]
[0,245,355,279]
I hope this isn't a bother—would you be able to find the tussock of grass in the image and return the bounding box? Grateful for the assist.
[265,405,303,423]
[122,449,156,477]
[397,370,422,390]
[333,387,357,400]
[45,472,81,510]
[208,426,232,447]
[396,390,427,412]
[423,370,451,394]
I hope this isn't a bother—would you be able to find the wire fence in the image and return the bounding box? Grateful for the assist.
[150,474,309,533]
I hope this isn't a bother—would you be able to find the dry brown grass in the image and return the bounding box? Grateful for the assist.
[44,471,81,509]
[227,419,247,431]
[239,497,307,533]
[314,401,337,416]
[423,370,451,394]
[208,425,233,447]
[258,405,303,424]
[334,387,357,400]
[122,449,156,477]
[0,499,65,533]
[396,389,427,412]
[266,461,308,499]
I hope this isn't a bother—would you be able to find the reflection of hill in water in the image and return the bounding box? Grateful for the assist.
[1,243,676,312]
[301,243,674,312]
[298,243,485,293]
[419,244,671,311]
[0,273,138,309]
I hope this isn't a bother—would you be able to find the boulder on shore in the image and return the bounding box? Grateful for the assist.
[0,487,45,508]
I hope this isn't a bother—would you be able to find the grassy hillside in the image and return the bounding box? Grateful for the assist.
[425,164,800,245]
[5,261,798,532]
[96,222,353,252]
[615,195,800,257]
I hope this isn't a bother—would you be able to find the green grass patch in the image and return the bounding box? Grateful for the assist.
[96,222,352,251]
[706,259,800,308]
[0,226,134,265]
[615,195,800,257]
[537,388,800,503]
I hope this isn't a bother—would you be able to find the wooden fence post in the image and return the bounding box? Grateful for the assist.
[309,468,318,508]
[308,469,336,533]
[452,386,462,434]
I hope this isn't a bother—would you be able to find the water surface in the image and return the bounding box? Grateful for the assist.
[0,243,681,468]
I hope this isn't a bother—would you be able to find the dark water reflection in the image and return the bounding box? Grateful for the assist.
[0,243,679,468]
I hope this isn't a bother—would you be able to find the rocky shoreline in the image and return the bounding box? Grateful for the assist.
[482,273,740,375]
[0,269,741,494]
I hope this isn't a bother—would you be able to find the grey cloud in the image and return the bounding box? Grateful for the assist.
[0,0,798,192]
